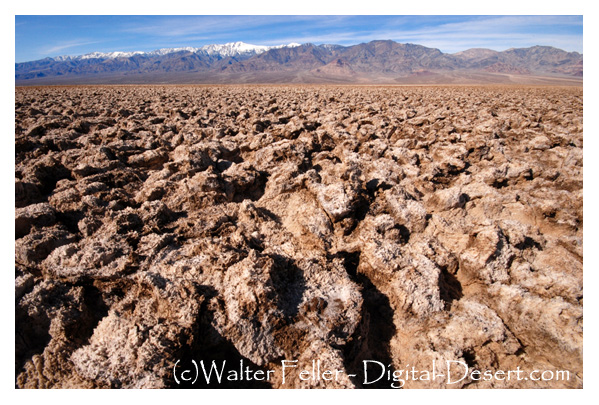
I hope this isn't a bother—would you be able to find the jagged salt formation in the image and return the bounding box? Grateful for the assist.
[15,85,582,388]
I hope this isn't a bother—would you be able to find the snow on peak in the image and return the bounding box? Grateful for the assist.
[53,51,145,61]
[148,47,202,56]
[50,42,303,61]
[199,41,300,56]
[80,51,145,59]
[201,41,270,56]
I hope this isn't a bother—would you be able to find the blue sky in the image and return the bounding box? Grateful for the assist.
[15,15,583,63]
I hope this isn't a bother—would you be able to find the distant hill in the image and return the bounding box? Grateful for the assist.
[15,40,583,85]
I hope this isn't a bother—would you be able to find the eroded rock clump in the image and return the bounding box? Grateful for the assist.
[15,85,582,388]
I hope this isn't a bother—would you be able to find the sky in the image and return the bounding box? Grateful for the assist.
[14,15,583,63]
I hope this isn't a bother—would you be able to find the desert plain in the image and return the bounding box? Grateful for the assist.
[15,85,582,388]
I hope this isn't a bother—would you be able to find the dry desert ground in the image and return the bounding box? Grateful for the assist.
[15,85,582,388]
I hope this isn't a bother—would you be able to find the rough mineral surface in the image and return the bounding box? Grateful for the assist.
[15,85,583,388]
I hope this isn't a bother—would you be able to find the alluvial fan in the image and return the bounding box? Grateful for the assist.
[15,85,582,388]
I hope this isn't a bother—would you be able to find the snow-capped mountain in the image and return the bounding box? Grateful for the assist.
[16,41,582,85]
[200,41,301,57]
[50,42,302,61]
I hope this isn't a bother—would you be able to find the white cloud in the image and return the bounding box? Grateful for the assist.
[266,16,583,53]
[42,40,103,56]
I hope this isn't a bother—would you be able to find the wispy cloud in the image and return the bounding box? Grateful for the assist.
[118,15,356,44]
[42,39,104,55]
[266,15,583,52]
[121,16,284,38]
[388,16,581,38]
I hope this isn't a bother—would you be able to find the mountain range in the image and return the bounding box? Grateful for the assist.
[15,40,583,85]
